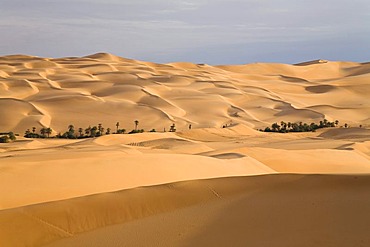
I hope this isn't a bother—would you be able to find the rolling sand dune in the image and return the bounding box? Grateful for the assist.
[1,54,370,246]
[1,53,369,133]
[1,175,370,247]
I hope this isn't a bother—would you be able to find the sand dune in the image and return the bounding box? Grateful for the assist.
[0,53,369,134]
[1,174,370,247]
[1,124,369,211]
[0,129,280,210]
[1,54,370,246]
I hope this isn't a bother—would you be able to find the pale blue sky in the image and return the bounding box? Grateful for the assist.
[1,0,369,64]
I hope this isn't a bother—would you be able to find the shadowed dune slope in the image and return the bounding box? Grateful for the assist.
[1,174,370,247]
[0,54,369,135]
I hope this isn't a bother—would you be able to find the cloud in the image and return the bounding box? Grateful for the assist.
[0,0,369,63]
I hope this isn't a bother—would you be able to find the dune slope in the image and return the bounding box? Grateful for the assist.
[1,124,370,211]
[1,174,370,247]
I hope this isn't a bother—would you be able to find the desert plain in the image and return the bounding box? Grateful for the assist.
[0,53,370,246]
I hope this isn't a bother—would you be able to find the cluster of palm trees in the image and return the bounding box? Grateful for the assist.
[262,119,342,133]
[56,123,111,139]
[127,120,145,134]
[0,132,16,143]
[24,127,52,138]
[5,118,360,141]
[23,120,150,139]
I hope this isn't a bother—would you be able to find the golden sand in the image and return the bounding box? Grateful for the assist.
[0,54,369,246]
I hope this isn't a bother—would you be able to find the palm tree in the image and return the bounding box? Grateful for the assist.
[68,125,75,138]
[323,119,328,127]
[280,121,287,132]
[78,128,83,137]
[134,120,139,131]
[91,126,98,137]
[45,128,52,138]
[106,128,111,135]
[68,125,74,133]
[116,122,120,133]
[8,132,16,141]
[96,124,104,136]
[291,123,299,132]
[85,126,91,137]
[32,127,36,134]
[271,123,280,132]
[40,128,46,137]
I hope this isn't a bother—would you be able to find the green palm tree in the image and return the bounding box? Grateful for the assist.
[323,119,328,126]
[271,123,280,132]
[116,122,119,133]
[68,125,75,137]
[40,128,46,137]
[45,128,52,138]
[91,126,98,137]
[85,126,91,137]
[78,128,83,137]
[134,120,139,131]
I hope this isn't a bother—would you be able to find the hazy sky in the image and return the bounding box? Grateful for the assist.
[1,0,369,64]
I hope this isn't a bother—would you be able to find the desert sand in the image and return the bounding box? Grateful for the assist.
[0,53,370,246]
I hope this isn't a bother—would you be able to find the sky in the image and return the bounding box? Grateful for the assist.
[0,0,369,64]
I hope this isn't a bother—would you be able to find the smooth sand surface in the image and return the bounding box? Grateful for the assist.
[1,54,370,246]
[1,175,370,247]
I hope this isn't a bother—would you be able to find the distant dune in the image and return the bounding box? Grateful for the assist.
[1,54,370,246]
[0,53,369,134]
